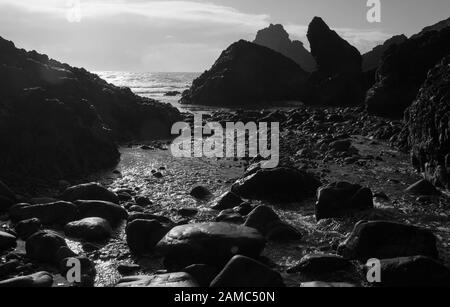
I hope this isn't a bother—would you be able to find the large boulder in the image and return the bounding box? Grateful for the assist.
[0,231,16,252]
[65,217,112,242]
[232,167,321,203]
[305,17,364,106]
[254,24,316,72]
[180,40,308,106]
[126,219,171,255]
[338,221,439,261]
[365,256,450,287]
[0,36,181,180]
[156,223,266,269]
[26,230,68,263]
[244,205,302,241]
[366,27,450,118]
[210,255,284,287]
[74,200,128,225]
[0,271,53,287]
[404,56,450,189]
[61,183,119,204]
[116,272,199,287]
[315,182,374,220]
[9,201,80,224]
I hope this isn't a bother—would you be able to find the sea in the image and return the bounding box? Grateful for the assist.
[95,71,304,113]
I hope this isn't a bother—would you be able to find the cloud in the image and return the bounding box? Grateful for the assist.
[0,0,270,29]
[285,24,392,53]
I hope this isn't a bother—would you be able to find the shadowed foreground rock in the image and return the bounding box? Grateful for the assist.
[404,56,450,190]
[156,222,266,269]
[365,256,450,287]
[210,255,285,287]
[116,272,199,287]
[0,271,53,288]
[232,167,321,203]
[338,221,438,261]
[315,182,374,220]
[180,40,308,106]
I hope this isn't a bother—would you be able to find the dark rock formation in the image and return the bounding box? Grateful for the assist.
[0,36,180,180]
[305,17,364,106]
[315,182,374,220]
[404,56,450,189]
[0,271,53,288]
[366,27,450,118]
[232,167,321,203]
[64,217,113,242]
[61,182,119,204]
[411,17,450,39]
[364,256,450,287]
[9,201,80,224]
[338,221,438,261]
[116,272,199,287]
[126,219,171,255]
[180,40,308,106]
[210,255,285,287]
[254,24,316,72]
[362,35,407,72]
[74,200,128,225]
[156,222,266,269]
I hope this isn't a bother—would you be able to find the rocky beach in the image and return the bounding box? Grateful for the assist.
[0,12,450,288]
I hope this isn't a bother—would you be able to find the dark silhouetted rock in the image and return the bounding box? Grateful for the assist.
[65,217,112,241]
[126,219,171,255]
[116,272,199,287]
[404,56,450,189]
[211,191,243,211]
[0,231,16,252]
[15,218,42,239]
[26,230,67,263]
[244,205,302,241]
[362,35,407,72]
[0,180,16,211]
[61,182,119,204]
[183,264,219,287]
[405,179,439,196]
[254,24,316,72]
[189,185,212,200]
[411,17,450,39]
[0,36,180,180]
[9,201,80,224]
[232,167,321,203]
[305,17,364,106]
[365,256,450,287]
[74,200,128,225]
[366,27,450,118]
[338,221,438,261]
[210,255,284,287]
[0,271,53,288]
[180,40,308,106]
[287,254,351,274]
[315,182,374,220]
[156,222,265,268]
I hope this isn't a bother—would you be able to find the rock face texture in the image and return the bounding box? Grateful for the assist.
[404,56,450,190]
[366,27,450,118]
[254,24,316,72]
[362,35,407,72]
[305,17,364,106]
[180,40,308,106]
[411,17,450,39]
[0,36,180,180]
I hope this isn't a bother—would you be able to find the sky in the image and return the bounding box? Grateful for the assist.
[0,0,449,72]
